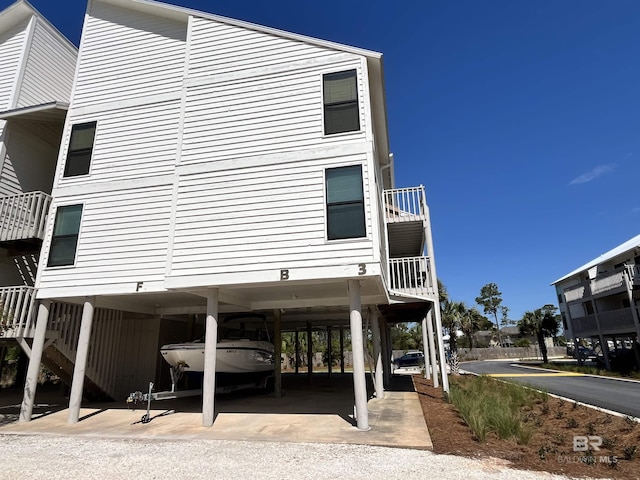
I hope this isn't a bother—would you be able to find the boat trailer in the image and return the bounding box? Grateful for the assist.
[127,365,273,424]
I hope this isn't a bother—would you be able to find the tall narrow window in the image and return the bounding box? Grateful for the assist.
[323,70,360,135]
[47,204,82,267]
[63,122,96,177]
[326,165,365,240]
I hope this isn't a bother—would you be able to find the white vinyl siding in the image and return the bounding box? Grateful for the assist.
[0,21,27,109]
[169,153,374,277]
[17,20,76,107]
[189,17,333,77]
[38,185,172,289]
[59,99,181,183]
[73,2,186,109]
[181,59,366,164]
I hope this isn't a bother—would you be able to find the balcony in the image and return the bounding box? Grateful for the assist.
[388,256,436,297]
[383,186,427,223]
[570,308,638,336]
[628,264,640,286]
[591,268,627,297]
[564,283,589,303]
[0,286,37,337]
[0,191,51,250]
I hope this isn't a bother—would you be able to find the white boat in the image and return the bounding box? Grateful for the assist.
[160,314,275,374]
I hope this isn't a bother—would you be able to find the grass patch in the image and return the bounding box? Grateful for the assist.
[449,375,545,444]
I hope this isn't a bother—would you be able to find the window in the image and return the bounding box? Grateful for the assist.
[64,122,96,177]
[326,165,365,240]
[47,205,82,267]
[323,70,359,135]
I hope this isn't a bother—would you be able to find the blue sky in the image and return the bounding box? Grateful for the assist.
[9,0,640,321]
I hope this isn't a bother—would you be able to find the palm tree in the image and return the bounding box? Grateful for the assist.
[519,306,559,364]
[460,306,482,349]
[442,300,466,374]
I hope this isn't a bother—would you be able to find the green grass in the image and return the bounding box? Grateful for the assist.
[540,363,640,380]
[448,375,546,444]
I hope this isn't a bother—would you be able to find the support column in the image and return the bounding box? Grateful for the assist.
[369,306,384,399]
[348,280,369,430]
[202,288,219,427]
[421,313,431,381]
[339,327,345,374]
[426,309,438,387]
[327,327,332,378]
[624,267,640,341]
[68,296,96,424]
[294,329,299,374]
[19,300,50,423]
[306,321,313,382]
[273,309,282,398]
[433,300,450,393]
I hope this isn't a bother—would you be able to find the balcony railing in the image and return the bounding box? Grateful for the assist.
[0,191,51,243]
[571,314,598,336]
[388,256,435,296]
[591,269,626,297]
[628,265,640,286]
[564,283,589,303]
[383,187,426,223]
[570,308,638,336]
[0,286,37,337]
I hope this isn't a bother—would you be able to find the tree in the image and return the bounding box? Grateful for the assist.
[441,300,466,374]
[475,283,504,346]
[518,305,560,363]
[460,306,483,349]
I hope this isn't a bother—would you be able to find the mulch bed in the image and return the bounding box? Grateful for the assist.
[413,375,640,479]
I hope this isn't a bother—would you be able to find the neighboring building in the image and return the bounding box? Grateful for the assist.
[15,0,449,430]
[0,0,77,385]
[552,234,640,370]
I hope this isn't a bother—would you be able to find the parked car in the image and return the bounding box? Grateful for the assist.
[393,350,425,368]
[574,346,597,360]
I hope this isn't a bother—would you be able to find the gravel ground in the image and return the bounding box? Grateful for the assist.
[0,434,571,480]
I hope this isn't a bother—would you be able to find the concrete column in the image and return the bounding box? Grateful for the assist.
[421,313,431,380]
[432,300,450,393]
[327,326,332,378]
[68,296,96,424]
[348,280,369,430]
[369,306,384,399]
[339,327,345,374]
[273,309,282,398]
[19,300,50,422]
[426,309,438,387]
[202,288,219,427]
[624,267,640,341]
[294,329,299,374]
[306,321,313,381]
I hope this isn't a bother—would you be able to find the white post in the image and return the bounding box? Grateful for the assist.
[369,306,384,399]
[433,300,450,393]
[202,288,219,427]
[68,296,96,424]
[421,313,431,380]
[348,280,369,430]
[426,309,438,387]
[19,300,50,422]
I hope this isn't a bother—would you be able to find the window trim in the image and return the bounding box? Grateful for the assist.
[46,204,83,268]
[63,121,97,178]
[322,69,361,136]
[325,164,367,241]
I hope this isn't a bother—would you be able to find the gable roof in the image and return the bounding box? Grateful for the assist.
[551,233,640,285]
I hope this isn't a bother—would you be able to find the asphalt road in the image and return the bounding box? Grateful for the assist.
[461,360,640,418]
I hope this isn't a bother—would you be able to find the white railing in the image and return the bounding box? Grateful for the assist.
[571,314,598,335]
[0,191,51,243]
[388,256,435,296]
[591,268,626,297]
[597,308,637,331]
[383,186,426,222]
[564,283,589,303]
[0,286,37,337]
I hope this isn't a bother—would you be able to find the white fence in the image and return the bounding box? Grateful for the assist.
[383,186,426,222]
[388,256,435,296]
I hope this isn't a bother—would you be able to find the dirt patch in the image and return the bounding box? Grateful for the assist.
[413,375,640,479]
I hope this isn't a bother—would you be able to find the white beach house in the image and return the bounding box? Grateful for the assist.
[15,0,448,430]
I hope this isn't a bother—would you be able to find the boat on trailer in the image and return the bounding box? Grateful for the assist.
[160,313,275,374]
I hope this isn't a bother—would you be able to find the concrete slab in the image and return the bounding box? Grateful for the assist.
[0,374,432,450]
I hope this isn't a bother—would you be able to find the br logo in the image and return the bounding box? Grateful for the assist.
[573,435,602,452]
